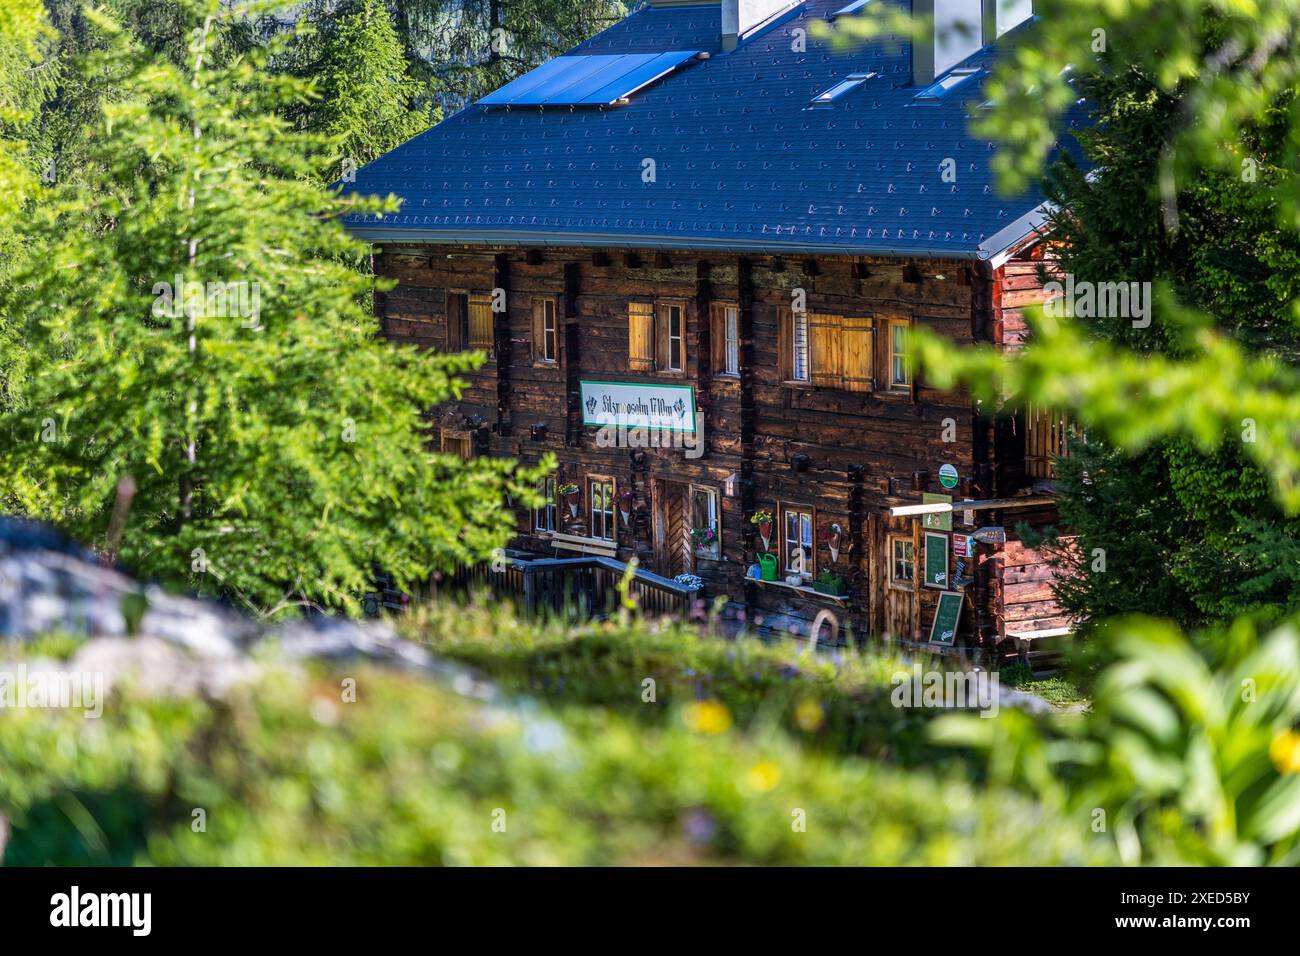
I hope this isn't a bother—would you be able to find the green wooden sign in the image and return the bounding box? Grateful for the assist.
[921,492,952,531]
[923,531,949,589]
[929,590,964,645]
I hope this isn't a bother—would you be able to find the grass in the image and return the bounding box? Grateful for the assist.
[401,594,1003,768]
[998,663,1092,708]
[0,628,1116,865]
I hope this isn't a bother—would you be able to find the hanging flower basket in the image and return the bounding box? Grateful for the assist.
[750,510,773,552]
[558,482,580,517]
[823,522,844,563]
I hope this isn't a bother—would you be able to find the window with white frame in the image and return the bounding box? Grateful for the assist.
[889,318,911,389]
[712,303,740,377]
[781,505,814,578]
[588,477,616,542]
[534,476,556,533]
[791,310,810,382]
[690,485,720,559]
[722,305,739,375]
[534,297,558,363]
[665,303,684,372]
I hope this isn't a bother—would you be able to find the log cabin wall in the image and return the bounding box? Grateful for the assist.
[374,243,1019,647]
[985,243,1079,649]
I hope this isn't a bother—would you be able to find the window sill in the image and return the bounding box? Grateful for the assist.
[753,578,849,604]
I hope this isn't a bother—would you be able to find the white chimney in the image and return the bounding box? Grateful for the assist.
[983,0,1034,43]
[912,0,1033,86]
[722,0,740,52]
[717,0,796,52]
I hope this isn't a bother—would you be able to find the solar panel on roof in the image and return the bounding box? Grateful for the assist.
[518,55,625,103]
[545,54,649,104]
[477,51,704,107]
[476,56,588,105]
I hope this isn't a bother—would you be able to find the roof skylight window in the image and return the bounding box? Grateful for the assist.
[831,0,874,17]
[809,72,875,108]
[912,67,984,103]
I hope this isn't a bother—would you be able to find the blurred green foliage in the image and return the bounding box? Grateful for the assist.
[934,615,1300,865]
[1023,56,1300,630]
[406,597,977,767]
[4,603,1298,865]
[0,631,1112,866]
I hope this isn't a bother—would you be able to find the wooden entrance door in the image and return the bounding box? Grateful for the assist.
[653,480,693,578]
[873,513,920,641]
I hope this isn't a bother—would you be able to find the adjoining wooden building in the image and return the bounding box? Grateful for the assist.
[342,0,1085,660]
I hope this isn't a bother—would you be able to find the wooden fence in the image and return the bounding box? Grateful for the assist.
[444,555,697,620]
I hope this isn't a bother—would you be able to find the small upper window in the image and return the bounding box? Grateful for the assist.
[722,305,739,376]
[810,73,875,109]
[889,319,911,389]
[913,68,984,103]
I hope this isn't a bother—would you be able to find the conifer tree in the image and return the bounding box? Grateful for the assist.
[0,0,54,407]
[0,0,546,615]
[318,0,432,166]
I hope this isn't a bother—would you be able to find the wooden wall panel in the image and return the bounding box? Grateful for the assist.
[370,244,1068,650]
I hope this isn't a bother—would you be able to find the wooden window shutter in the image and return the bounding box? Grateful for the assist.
[447,292,465,351]
[629,302,654,371]
[468,293,494,352]
[655,303,669,370]
[531,298,545,362]
[841,316,873,392]
[809,312,842,388]
[778,307,792,380]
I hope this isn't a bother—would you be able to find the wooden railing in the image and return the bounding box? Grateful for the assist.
[445,554,697,620]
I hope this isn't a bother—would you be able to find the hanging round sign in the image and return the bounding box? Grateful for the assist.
[938,463,959,489]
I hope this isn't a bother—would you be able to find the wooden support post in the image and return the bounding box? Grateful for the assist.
[493,252,512,437]
[563,261,582,447]
[738,256,757,613]
[695,259,713,458]
[910,516,922,642]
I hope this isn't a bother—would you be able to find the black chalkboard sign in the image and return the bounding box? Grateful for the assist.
[929,590,963,645]
[923,531,949,589]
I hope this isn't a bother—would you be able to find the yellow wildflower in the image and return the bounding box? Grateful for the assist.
[684,699,732,735]
[1269,729,1300,774]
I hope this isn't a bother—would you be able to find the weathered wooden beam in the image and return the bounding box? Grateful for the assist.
[493,252,512,437]
[887,495,1056,517]
[695,259,713,459]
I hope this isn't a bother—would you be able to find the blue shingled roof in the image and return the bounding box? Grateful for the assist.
[340,0,1085,260]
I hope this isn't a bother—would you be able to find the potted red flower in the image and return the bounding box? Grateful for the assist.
[559,482,580,517]
[750,510,773,552]
[823,522,844,563]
